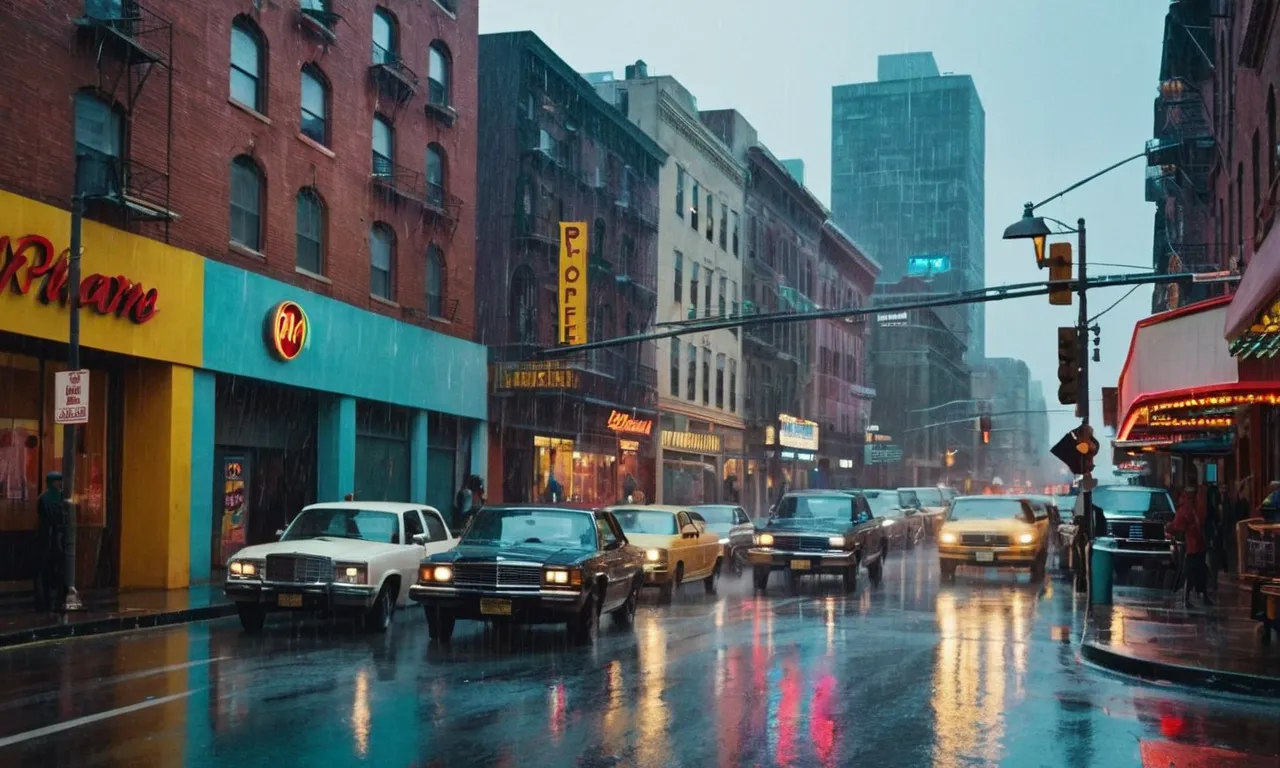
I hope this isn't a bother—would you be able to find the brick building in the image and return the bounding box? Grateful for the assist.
[0,0,486,590]
[477,31,666,506]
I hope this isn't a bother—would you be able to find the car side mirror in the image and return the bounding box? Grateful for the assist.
[682,525,698,539]
[412,533,428,546]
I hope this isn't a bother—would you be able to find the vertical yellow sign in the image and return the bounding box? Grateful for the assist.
[559,222,588,345]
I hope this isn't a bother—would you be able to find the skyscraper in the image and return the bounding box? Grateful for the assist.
[831,52,986,360]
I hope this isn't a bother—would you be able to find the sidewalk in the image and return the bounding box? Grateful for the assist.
[0,585,236,650]
[1081,580,1280,696]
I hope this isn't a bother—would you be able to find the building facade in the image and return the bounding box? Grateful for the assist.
[831,52,986,362]
[0,0,485,590]
[589,64,748,506]
[477,32,666,507]
[971,357,1035,489]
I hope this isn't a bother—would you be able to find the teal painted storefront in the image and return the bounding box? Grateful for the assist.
[188,261,488,582]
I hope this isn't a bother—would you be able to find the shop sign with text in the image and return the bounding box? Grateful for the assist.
[266,301,309,361]
[607,410,652,436]
[54,369,90,424]
[558,222,587,345]
[778,414,819,451]
[662,430,723,455]
[0,234,159,323]
[497,361,580,390]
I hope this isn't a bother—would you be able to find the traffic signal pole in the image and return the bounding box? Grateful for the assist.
[1075,218,1094,542]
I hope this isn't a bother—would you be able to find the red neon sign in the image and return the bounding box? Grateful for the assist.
[267,300,308,361]
[0,234,159,324]
[606,410,652,436]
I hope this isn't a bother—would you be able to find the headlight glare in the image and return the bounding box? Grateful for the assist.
[433,565,453,582]
[828,536,846,548]
[756,533,774,546]
[718,538,730,545]
[544,569,570,585]
[229,561,242,575]
[1018,533,1035,545]
[645,548,662,562]
[940,532,958,544]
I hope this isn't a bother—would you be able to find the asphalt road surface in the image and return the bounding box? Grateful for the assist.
[0,547,1277,767]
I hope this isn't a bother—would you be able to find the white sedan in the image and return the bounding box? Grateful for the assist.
[224,501,456,633]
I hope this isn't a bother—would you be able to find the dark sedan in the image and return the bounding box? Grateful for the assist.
[408,506,645,646]
[748,490,890,594]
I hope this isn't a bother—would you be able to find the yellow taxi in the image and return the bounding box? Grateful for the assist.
[937,495,1050,581]
[606,505,723,602]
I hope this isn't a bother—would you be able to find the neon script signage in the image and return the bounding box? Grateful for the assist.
[266,301,308,361]
[0,234,159,323]
[606,410,652,436]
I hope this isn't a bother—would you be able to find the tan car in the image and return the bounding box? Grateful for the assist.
[937,496,1050,582]
[606,505,723,601]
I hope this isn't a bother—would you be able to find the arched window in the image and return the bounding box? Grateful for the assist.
[370,223,395,299]
[426,143,446,206]
[428,41,451,107]
[372,7,397,65]
[300,65,329,145]
[510,265,537,343]
[373,114,393,176]
[229,155,263,251]
[426,244,445,317]
[296,188,325,274]
[230,18,265,112]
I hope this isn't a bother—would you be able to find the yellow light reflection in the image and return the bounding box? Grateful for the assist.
[600,660,625,754]
[637,620,669,766]
[352,668,370,758]
[825,597,836,655]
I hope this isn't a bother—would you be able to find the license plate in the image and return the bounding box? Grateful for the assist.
[480,598,512,616]
[790,560,811,571]
[975,551,994,563]
[277,593,303,608]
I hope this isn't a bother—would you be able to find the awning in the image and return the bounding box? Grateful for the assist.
[1225,226,1280,341]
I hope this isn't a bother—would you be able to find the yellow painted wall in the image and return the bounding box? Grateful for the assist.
[0,190,203,367]
[120,362,194,589]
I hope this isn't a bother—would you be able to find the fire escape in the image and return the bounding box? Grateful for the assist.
[73,0,176,240]
[1144,0,1217,312]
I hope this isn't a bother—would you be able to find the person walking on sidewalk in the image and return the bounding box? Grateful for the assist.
[34,471,67,611]
[1168,488,1212,607]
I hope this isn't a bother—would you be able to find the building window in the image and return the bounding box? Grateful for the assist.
[731,211,740,256]
[718,276,726,316]
[675,165,686,218]
[701,347,711,405]
[619,166,632,208]
[426,143,446,207]
[670,338,681,396]
[296,188,325,274]
[229,155,262,251]
[673,250,683,302]
[74,92,122,197]
[704,278,712,318]
[592,217,607,263]
[691,181,700,230]
[686,344,697,401]
[369,224,394,299]
[729,359,737,412]
[719,203,728,250]
[620,234,634,278]
[690,263,699,314]
[509,264,536,342]
[230,18,265,112]
[428,41,451,107]
[730,280,739,318]
[715,353,725,409]
[705,192,714,241]
[427,244,446,318]
[300,65,329,145]
[372,7,397,66]
[372,114,393,176]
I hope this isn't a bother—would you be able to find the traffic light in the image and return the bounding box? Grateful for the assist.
[1048,243,1072,306]
[1057,327,1079,405]
[979,414,992,444]
[1074,425,1100,473]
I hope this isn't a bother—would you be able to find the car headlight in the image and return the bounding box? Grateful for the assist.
[719,537,730,545]
[1018,533,1035,545]
[645,548,663,562]
[228,559,262,578]
[756,533,774,546]
[828,536,846,548]
[334,563,368,585]
[543,567,582,586]
[939,532,958,545]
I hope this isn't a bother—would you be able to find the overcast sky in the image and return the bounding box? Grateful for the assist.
[480,0,1169,478]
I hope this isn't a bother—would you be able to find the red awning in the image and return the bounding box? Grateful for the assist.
[1225,227,1280,339]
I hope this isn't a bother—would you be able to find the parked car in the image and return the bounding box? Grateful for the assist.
[748,490,890,594]
[937,496,1051,581]
[409,506,645,646]
[690,504,755,577]
[1078,485,1176,579]
[903,486,952,539]
[224,502,456,633]
[606,505,723,601]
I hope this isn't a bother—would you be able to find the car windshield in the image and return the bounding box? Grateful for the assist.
[913,488,945,505]
[864,492,898,516]
[612,509,679,535]
[691,505,737,525]
[775,495,851,520]
[281,508,399,544]
[1092,487,1174,519]
[947,498,1027,521]
[463,508,598,549]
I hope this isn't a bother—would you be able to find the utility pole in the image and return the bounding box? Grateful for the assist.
[62,157,85,612]
[1075,218,1094,543]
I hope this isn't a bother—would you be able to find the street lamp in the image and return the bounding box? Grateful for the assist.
[1002,202,1051,268]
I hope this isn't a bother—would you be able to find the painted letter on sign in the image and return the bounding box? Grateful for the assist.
[559,222,588,345]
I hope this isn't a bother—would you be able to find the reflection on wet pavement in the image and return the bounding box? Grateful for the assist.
[0,548,1275,767]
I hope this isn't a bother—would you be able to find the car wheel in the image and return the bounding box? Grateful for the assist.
[569,593,598,647]
[752,566,770,592]
[704,559,720,595]
[674,562,685,590]
[842,564,857,593]
[363,587,395,633]
[613,580,639,629]
[425,607,456,643]
[237,603,266,634]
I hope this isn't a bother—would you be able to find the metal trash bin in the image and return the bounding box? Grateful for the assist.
[1090,537,1117,605]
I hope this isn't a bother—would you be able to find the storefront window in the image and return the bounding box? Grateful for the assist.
[663,458,716,505]
[535,436,573,503]
[533,435,619,505]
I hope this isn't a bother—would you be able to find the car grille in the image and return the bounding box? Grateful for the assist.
[772,535,829,552]
[265,554,333,584]
[451,563,543,589]
[1109,521,1164,541]
[960,533,1011,546]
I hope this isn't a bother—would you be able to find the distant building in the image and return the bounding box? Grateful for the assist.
[972,358,1038,488]
[831,52,986,362]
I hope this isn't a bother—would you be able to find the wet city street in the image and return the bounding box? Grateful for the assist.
[0,547,1276,768]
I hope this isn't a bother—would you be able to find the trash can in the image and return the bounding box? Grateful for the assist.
[1090,537,1117,605]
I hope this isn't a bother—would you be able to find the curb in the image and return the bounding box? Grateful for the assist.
[1080,639,1280,697]
[0,603,238,650]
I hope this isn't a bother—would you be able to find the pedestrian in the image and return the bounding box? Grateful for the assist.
[35,471,67,611]
[453,480,474,531]
[545,471,564,504]
[469,474,485,510]
[1168,487,1211,606]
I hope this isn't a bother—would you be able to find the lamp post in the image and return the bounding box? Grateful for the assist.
[62,156,86,613]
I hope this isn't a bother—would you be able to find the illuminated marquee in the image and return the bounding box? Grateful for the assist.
[661,430,723,454]
[606,410,652,436]
[266,301,309,361]
[498,361,579,390]
[778,414,819,451]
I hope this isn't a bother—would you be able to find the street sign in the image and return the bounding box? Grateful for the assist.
[54,369,90,424]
